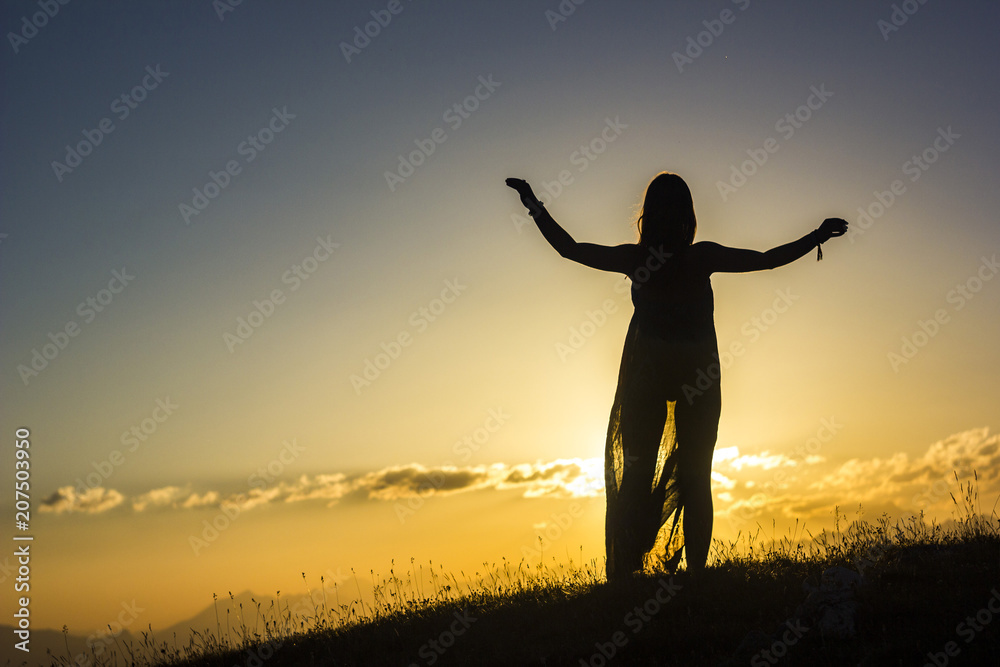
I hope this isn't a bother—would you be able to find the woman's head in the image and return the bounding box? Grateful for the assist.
[636,172,697,250]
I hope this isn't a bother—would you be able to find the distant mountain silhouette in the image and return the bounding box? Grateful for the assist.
[0,624,139,666]
[1,588,338,666]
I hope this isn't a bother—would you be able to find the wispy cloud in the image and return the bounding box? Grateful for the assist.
[39,428,998,526]
[38,457,606,514]
[40,486,124,514]
[717,427,1000,528]
[130,486,220,512]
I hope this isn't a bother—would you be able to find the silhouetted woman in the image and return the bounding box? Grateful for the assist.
[506,173,847,581]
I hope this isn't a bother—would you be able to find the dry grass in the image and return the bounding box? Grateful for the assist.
[46,471,1000,666]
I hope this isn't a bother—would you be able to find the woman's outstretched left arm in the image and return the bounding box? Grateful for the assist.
[696,218,849,273]
[506,178,638,274]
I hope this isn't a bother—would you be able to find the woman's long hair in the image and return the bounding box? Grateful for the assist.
[636,172,697,251]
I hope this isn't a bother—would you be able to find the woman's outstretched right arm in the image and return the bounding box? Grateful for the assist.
[506,177,640,274]
[698,218,849,273]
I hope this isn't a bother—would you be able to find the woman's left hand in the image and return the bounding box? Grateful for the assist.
[817,217,849,242]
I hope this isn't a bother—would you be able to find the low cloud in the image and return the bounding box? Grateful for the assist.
[40,486,124,514]
[38,457,605,515]
[39,428,998,527]
[717,427,1000,529]
[131,486,221,512]
[360,464,493,500]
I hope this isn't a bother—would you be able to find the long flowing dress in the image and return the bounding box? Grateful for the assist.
[604,247,722,580]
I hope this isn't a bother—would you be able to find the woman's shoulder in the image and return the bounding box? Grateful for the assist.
[634,241,723,277]
[674,241,723,277]
[689,240,724,254]
[687,241,729,263]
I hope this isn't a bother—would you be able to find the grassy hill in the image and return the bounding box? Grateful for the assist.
[34,485,1000,666]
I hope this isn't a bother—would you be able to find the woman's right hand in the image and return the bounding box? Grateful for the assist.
[817,217,849,242]
[505,178,541,212]
[505,177,534,198]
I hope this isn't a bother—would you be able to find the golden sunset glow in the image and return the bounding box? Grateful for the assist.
[1,0,998,650]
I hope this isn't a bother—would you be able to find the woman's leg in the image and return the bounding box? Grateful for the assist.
[675,385,721,571]
[606,354,670,580]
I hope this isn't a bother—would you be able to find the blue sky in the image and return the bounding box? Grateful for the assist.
[2,0,998,633]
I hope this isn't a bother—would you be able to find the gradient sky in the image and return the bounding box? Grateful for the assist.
[2,0,999,638]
